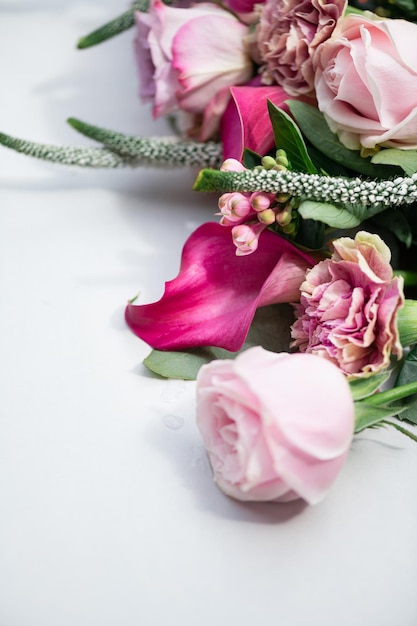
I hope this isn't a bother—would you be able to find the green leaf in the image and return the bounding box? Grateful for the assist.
[294,217,325,250]
[242,148,263,169]
[368,210,412,247]
[287,101,402,178]
[298,199,365,228]
[397,300,417,347]
[77,1,147,49]
[143,304,294,379]
[354,402,406,432]
[395,344,417,424]
[349,370,391,401]
[371,148,417,176]
[267,101,318,174]
[144,347,234,380]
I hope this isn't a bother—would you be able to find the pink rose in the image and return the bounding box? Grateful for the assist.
[291,231,404,377]
[256,0,346,96]
[135,1,253,137]
[196,347,354,505]
[314,14,417,150]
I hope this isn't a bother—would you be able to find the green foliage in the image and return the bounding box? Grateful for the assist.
[294,217,325,250]
[77,1,148,49]
[367,210,413,247]
[354,402,407,432]
[397,300,417,347]
[395,345,417,424]
[144,347,235,380]
[242,148,263,169]
[371,148,417,176]
[349,370,391,401]
[267,101,318,174]
[298,200,365,229]
[353,367,417,434]
[287,101,402,178]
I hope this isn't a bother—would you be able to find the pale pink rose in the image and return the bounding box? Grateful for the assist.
[291,231,404,377]
[135,1,253,136]
[256,0,346,96]
[313,14,417,150]
[196,347,354,505]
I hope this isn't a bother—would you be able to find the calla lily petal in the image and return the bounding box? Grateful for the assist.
[125,222,313,351]
[220,85,291,160]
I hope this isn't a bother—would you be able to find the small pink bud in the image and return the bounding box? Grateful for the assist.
[220,158,247,172]
[218,192,252,224]
[232,222,266,256]
[276,207,293,227]
[250,192,273,212]
[257,208,276,225]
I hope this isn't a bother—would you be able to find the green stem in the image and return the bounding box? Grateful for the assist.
[361,381,417,406]
[0,132,133,168]
[193,168,417,210]
[77,1,147,49]
[382,420,417,443]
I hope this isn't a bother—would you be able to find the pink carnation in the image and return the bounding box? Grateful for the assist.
[256,0,346,96]
[291,231,404,377]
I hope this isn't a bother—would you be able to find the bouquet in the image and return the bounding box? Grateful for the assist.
[3,0,417,505]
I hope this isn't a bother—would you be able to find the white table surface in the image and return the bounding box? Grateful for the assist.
[1,3,417,625]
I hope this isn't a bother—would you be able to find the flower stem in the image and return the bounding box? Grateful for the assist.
[193,168,417,210]
[361,381,417,406]
[0,130,223,169]
[67,118,223,167]
[382,420,417,442]
[77,1,147,49]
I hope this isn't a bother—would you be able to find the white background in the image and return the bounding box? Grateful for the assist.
[1,2,417,625]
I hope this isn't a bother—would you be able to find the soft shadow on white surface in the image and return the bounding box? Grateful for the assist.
[1,3,417,626]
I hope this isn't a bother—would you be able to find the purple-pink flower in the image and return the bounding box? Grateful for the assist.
[196,347,354,504]
[291,231,404,377]
[256,0,347,96]
[125,222,314,351]
[135,0,253,139]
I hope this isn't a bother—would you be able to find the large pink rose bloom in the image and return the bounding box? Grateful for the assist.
[291,232,404,377]
[256,0,346,96]
[314,14,417,150]
[196,347,354,505]
[135,1,253,138]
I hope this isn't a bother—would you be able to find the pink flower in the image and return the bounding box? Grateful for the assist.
[220,83,291,160]
[291,231,404,377]
[135,1,253,138]
[125,222,313,351]
[256,0,346,96]
[218,192,253,225]
[314,14,417,150]
[232,222,267,255]
[196,347,354,504]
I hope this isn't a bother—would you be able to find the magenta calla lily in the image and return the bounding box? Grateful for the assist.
[220,85,291,160]
[125,222,314,351]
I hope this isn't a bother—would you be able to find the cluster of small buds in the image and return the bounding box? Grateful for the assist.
[218,155,299,255]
